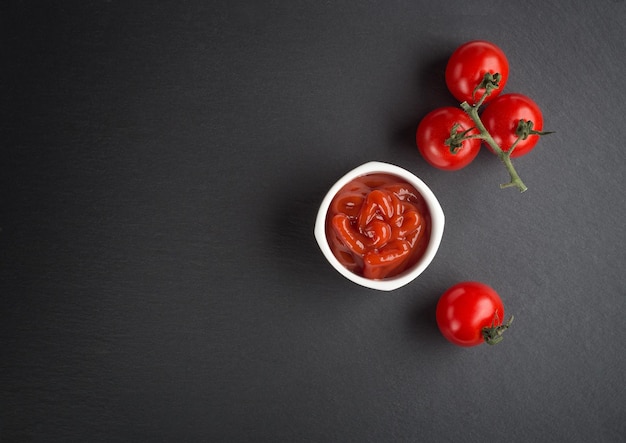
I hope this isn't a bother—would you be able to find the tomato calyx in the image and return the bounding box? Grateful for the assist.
[472,72,502,105]
[505,119,555,157]
[445,123,480,154]
[481,314,515,346]
[515,119,555,140]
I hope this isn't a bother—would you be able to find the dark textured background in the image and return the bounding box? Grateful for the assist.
[1,1,625,442]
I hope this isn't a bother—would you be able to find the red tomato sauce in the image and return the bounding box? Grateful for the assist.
[325,173,431,280]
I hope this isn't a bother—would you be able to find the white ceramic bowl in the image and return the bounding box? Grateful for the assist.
[314,161,445,291]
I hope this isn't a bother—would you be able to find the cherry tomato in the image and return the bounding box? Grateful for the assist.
[445,40,509,105]
[436,281,512,347]
[480,93,545,158]
[416,107,481,171]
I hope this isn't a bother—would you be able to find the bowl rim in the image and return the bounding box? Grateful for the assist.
[314,161,445,291]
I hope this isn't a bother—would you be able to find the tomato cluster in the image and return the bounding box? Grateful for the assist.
[416,40,548,171]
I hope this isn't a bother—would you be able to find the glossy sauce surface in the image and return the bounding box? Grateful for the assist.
[325,173,431,280]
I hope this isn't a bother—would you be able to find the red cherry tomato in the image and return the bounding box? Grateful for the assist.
[416,107,481,171]
[480,93,545,158]
[436,281,511,347]
[445,40,509,105]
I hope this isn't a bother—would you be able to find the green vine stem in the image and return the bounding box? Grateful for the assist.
[446,73,553,192]
[459,98,528,193]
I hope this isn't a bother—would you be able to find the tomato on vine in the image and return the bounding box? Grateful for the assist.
[436,281,513,347]
[416,39,552,191]
[416,107,481,171]
[480,93,550,158]
[445,40,509,105]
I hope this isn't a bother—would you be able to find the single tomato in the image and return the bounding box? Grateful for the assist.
[416,107,481,171]
[480,93,545,158]
[445,40,509,105]
[436,281,513,347]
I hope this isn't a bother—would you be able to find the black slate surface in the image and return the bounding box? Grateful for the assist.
[1,1,625,442]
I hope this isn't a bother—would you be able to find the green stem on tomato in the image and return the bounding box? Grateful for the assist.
[482,314,514,345]
[459,100,528,193]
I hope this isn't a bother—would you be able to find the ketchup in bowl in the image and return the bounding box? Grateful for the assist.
[325,173,431,280]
